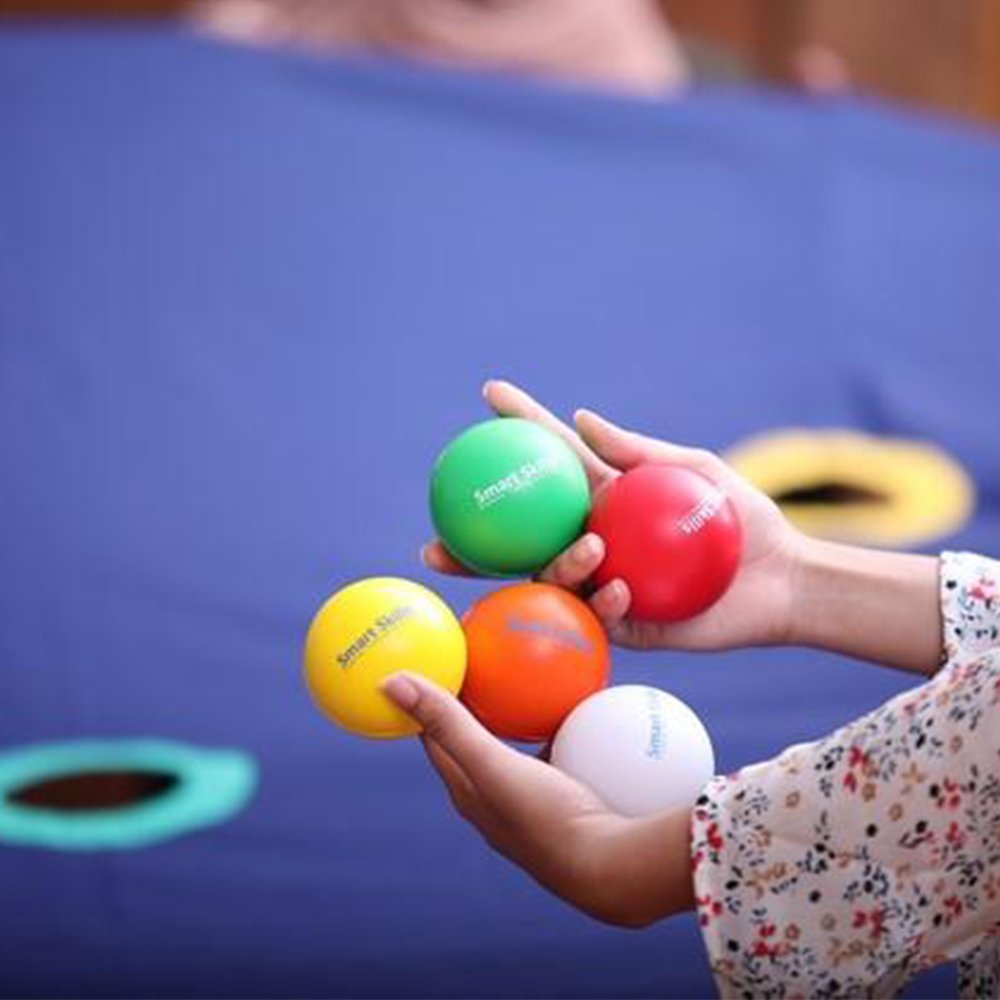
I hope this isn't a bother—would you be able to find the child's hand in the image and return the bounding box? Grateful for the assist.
[381,671,693,927]
[423,380,803,652]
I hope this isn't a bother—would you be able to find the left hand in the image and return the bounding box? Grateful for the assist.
[381,672,694,927]
[424,381,802,652]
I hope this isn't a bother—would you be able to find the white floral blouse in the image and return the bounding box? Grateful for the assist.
[691,551,1000,998]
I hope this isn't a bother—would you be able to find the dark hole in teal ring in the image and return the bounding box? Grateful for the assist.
[8,769,181,813]
[0,741,257,851]
[770,481,888,507]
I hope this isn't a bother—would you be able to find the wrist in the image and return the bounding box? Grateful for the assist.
[572,810,694,928]
[784,532,838,649]
[755,525,814,648]
[782,534,942,672]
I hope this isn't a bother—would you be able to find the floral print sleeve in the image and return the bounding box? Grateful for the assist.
[691,552,1000,998]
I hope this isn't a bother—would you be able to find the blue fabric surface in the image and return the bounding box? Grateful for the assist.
[1,25,999,998]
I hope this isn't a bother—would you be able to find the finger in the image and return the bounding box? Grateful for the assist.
[536,533,604,590]
[420,541,477,577]
[422,736,480,819]
[382,672,511,785]
[483,380,614,488]
[575,409,721,478]
[588,578,630,631]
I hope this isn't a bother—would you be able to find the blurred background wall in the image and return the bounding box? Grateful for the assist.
[661,0,1000,126]
[2,0,999,126]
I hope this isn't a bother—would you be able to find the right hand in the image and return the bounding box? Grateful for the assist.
[423,381,805,652]
[382,670,694,927]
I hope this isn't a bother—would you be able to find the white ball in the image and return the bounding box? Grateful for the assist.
[551,685,715,817]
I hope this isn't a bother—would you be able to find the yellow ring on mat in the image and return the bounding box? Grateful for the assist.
[724,430,975,548]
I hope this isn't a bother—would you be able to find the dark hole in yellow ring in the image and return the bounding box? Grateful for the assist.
[770,481,889,506]
[8,770,180,813]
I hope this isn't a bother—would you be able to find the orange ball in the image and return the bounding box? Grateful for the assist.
[461,583,610,742]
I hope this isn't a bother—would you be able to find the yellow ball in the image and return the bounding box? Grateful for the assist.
[303,577,466,739]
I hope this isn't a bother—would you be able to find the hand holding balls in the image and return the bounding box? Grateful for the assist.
[304,414,738,827]
[430,416,742,623]
[303,578,712,814]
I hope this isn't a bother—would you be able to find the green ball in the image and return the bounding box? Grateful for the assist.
[430,418,590,577]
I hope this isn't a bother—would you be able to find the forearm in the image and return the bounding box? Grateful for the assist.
[788,536,942,675]
[578,808,694,928]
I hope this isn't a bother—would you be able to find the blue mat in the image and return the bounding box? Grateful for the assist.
[1,25,999,998]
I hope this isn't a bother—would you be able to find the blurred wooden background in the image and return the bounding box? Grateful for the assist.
[661,0,1000,126]
[2,0,998,126]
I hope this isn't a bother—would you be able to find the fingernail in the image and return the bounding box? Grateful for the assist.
[381,674,420,712]
[482,380,494,399]
[419,544,431,565]
[576,534,602,562]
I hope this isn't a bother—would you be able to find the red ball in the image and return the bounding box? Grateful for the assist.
[588,464,742,622]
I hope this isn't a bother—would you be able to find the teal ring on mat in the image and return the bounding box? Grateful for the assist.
[0,740,257,851]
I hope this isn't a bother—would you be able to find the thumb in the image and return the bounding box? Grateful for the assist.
[381,672,505,782]
[575,409,719,477]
